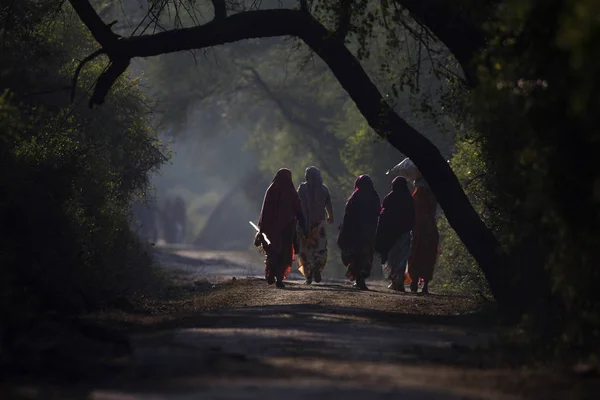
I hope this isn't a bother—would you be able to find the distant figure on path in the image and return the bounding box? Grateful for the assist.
[171,195,187,243]
[297,166,334,285]
[337,175,381,290]
[375,177,415,292]
[256,168,307,289]
[407,177,439,294]
[159,198,176,243]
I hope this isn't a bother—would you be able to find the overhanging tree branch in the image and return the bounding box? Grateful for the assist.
[392,0,500,86]
[211,0,227,20]
[70,2,517,310]
[68,0,130,107]
[68,0,119,47]
[90,57,130,107]
[71,48,106,102]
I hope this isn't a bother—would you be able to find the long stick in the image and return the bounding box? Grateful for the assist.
[249,221,271,245]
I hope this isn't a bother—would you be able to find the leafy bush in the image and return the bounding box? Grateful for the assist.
[0,2,167,326]
[465,0,600,359]
[434,139,491,296]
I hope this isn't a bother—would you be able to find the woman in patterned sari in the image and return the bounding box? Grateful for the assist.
[337,175,381,290]
[256,168,307,289]
[297,167,334,284]
[375,177,415,292]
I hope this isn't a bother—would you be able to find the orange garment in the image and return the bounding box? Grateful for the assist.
[264,219,296,281]
[408,185,439,282]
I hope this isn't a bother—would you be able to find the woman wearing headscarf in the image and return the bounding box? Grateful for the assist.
[297,166,334,284]
[407,177,439,294]
[375,177,415,292]
[256,168,307,289]
[337,175,381,290]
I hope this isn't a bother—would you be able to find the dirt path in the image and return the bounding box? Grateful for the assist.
[4,248,596,399]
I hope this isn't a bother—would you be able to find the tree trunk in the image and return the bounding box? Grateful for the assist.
[296,14,518,311]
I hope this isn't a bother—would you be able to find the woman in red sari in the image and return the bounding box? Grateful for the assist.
[337,175,381,290]
[407,178,439,294]
[256,168,307,289]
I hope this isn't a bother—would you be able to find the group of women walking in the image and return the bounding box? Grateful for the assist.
[254,166,439,292]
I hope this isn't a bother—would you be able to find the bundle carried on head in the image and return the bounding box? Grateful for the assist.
[386,158,421,181]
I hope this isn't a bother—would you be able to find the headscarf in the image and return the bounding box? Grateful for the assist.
[298,166,330,227]
[375,177,415,255]
[337,175,381,250]
[258,168,302,245]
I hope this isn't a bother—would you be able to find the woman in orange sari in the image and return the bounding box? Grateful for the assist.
[407,178,439,294]
[256,168,307,289]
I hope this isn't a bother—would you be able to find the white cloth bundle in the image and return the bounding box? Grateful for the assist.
[386,158,422,181]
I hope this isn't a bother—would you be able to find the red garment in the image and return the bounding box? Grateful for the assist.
[258,169,302,281]
[408,185,439,282]
[265,220,296,281]
[259,169,302,241]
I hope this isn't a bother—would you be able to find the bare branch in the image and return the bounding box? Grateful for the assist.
[212,0,227,20]
[89,58,130,108]
[71,48,106,102]
[393,0,493,86]
[244,68,324,139]
[241,67,342,178]
[244,66,342,143]
[67,0,118,47]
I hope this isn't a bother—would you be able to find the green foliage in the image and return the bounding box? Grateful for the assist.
[434,138,491,296]
[462,0,600,359]
[0,1,167,324]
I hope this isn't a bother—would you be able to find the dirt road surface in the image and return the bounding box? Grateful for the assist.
[4,247,596,400]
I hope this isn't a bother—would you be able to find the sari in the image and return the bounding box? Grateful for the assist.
[376,177,415,286]
[407,178,439,285]
[297,167,333,281]
[337,175,381,281]
[258,168,304,284]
